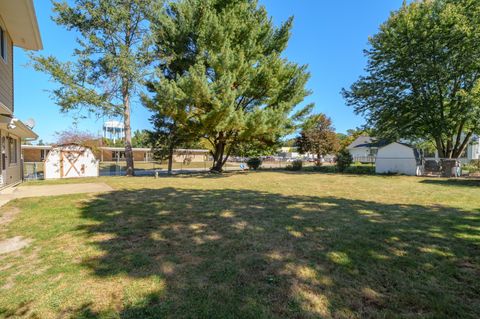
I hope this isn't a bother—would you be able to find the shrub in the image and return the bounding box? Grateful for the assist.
[246,157,262,170]
[307,165,336,173]
[344,165,375,175]
[336,149,353,172]
[463,160,480,174]
[286,159,303,171]
[470,160,480,171]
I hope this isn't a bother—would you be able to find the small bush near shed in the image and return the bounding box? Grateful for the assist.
[247,157,262,170]
[336,149,353,172]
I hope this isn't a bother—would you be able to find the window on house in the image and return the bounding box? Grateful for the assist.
[0,26,6,61]
[8,138,17,164]
[112,151,125,160]
[40,150,48,161]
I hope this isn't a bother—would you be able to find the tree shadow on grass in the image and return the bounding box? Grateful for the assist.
[65,188,480,318]
[420,178,480,188]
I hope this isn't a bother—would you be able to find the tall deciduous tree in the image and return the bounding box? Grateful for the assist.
[296,114,339,165]
[343,0,480,159]
[31,0,154,176]
[131,130,152,148]
[149,0,312,172]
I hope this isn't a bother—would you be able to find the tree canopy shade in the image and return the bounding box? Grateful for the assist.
[148,0,313,172]
[30,0,154,175]
[343,0,480,158]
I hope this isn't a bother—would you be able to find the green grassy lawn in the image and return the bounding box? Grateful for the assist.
[1,172,479,318]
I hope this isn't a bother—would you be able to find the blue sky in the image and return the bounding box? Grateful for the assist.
[14,0,405,143]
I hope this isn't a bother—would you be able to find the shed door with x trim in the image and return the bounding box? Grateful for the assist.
[61,150,86,178]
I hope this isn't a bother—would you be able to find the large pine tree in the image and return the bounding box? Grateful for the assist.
[148,0,312,172]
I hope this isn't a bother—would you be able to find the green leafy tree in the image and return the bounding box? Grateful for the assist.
[282,138,296,148]
[149,0,312,172]
[295,114,339,165]
[233,140,280,158]
[343,0,480,159]
[30,0,154,176]
[131,130,151,148]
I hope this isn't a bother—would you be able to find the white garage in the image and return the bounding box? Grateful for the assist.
[375,142,423,176]
[44,144,99,179]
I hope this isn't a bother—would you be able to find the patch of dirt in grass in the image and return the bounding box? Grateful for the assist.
[0,207,20,227]
[0,236,32,255]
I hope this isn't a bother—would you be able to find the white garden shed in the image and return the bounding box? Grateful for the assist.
[375,142,423,176]
[44,144,99,179]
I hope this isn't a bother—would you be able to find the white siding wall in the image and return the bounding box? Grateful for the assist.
[375,143,420,176]
[467,144,479,160]
[45,145,99,179]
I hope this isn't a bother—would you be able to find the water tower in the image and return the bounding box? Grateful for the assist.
[103,120,125,144]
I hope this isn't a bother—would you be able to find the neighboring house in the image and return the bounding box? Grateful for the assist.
[347,136,388,163]
[22,145,210,163]
[0,1,42,188]
[277,146,299,159]
[22,144,51,162]
[466,136,479,161]
[375,142,422,176]
[99,147,209,163]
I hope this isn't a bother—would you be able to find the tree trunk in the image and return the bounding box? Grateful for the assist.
[167,145,173,174]
[435,137,446,158]
[435,133,472,159]
[452,132,473,159]
[123,87,135,176]
[316,152,322,166]
[211,141,226,172]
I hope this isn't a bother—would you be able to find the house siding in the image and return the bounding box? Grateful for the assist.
[0,24,13,113]
[0,130,21,187]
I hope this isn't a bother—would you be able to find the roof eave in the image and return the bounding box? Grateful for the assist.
[23,0,43,50]
[0,0,43,51]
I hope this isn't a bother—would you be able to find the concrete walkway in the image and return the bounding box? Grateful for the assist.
[0,183,113,207]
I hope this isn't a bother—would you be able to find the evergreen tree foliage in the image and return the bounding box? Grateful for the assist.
[148,0,312,172]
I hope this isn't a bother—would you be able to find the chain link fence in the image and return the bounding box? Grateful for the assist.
[23,158,319,180]
[23,157,480,180]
